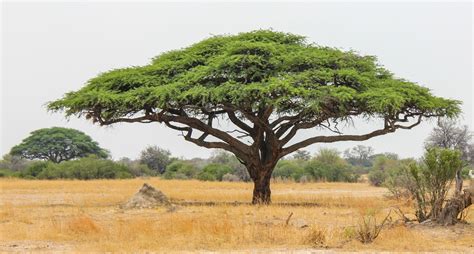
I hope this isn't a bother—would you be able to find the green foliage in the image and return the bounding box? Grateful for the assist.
[49,30,460,125]
[209,151,250,181]
[18,156,132,180]
[272,160,305,181]
[118,157,155,177]
[368,154,400,186]
[461,166,472,179]
[344,145,374,168]
[21,161,50,178]
[10,127,108,163]
[139,146,172,174]
[383,159,417,198]
[197,163,233,181]
[404,148,462,222]
[368,170,386,187]
[0,168,16,178]
[292,150,311,161]
[0,154,30,171]
[222,173,240,182]
[163,160,198,179]
[304,149,359,182]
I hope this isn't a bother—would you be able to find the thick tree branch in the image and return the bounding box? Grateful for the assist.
[280,115,424,158]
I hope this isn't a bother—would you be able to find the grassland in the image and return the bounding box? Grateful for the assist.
[0,178,473,253]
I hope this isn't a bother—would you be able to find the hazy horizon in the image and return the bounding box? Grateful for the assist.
[1,1,472,160]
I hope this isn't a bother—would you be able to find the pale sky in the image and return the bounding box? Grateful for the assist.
[1,1,473,160]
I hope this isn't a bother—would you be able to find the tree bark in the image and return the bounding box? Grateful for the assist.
[252,170,272,205]
[455,169,463,195]
[437,189,472,225]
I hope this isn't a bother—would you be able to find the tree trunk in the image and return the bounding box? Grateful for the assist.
[454,169,463,195]
[437,189,472,225]
[252,171,272,205]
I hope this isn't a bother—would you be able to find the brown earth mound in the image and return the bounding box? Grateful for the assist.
[122,183,171,209]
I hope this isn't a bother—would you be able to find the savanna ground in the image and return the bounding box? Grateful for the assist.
[0,178,473,253]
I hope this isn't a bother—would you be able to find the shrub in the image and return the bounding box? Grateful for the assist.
[119,159,155,177]
[197,163,232,181]
[304,149,358,182]
[60,157,131,179]
[383,159,417,198]
[368,170,386,187]
[222,173,240,182]
[0,154,30,171]
[0,169,15,177]
[305,227,327,247]
[163,160,198,179]
[354,211,391,244]
[461,166,472,179]
[408,148,462,221]
[19,156,133,180]
[197,171,216,181]
[272,160,305,181]
[20,161,51,178]
[210,151,250,181]
[368,155,399,186]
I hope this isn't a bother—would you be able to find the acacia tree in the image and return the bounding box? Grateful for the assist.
[11,127,108,163]
[49,30,460,204]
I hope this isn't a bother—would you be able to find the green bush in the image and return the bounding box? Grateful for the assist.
[304,149,358,182]
[163,160,199,179]
[210,151,250,181]
[197,171,216,181]
[411,148,462,221]
[388,148,463,222]
[368,170,387,187]
[272,160,305,181]
[461,166,472,179]
[197,163,232,181]
[222,173,240,182]
[21,161,51,178]
[0,168,15,177]
[18,156,132,180]
[119,160,155,177]
[367,155,400,186]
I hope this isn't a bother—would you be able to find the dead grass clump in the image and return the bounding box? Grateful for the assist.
[304,226,327,248]
[67,214,101,234]
[353,210,391,244]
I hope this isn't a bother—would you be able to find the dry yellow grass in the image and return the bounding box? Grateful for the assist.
[0,178,472,253]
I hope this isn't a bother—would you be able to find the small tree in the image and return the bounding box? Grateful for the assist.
[425,119,473,194]
[49,30,460,204]
[409,148,462,222]
[139,146,172,174]
[10,127,108,163]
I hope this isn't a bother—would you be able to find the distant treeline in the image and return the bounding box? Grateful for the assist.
[2,144,471,183]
